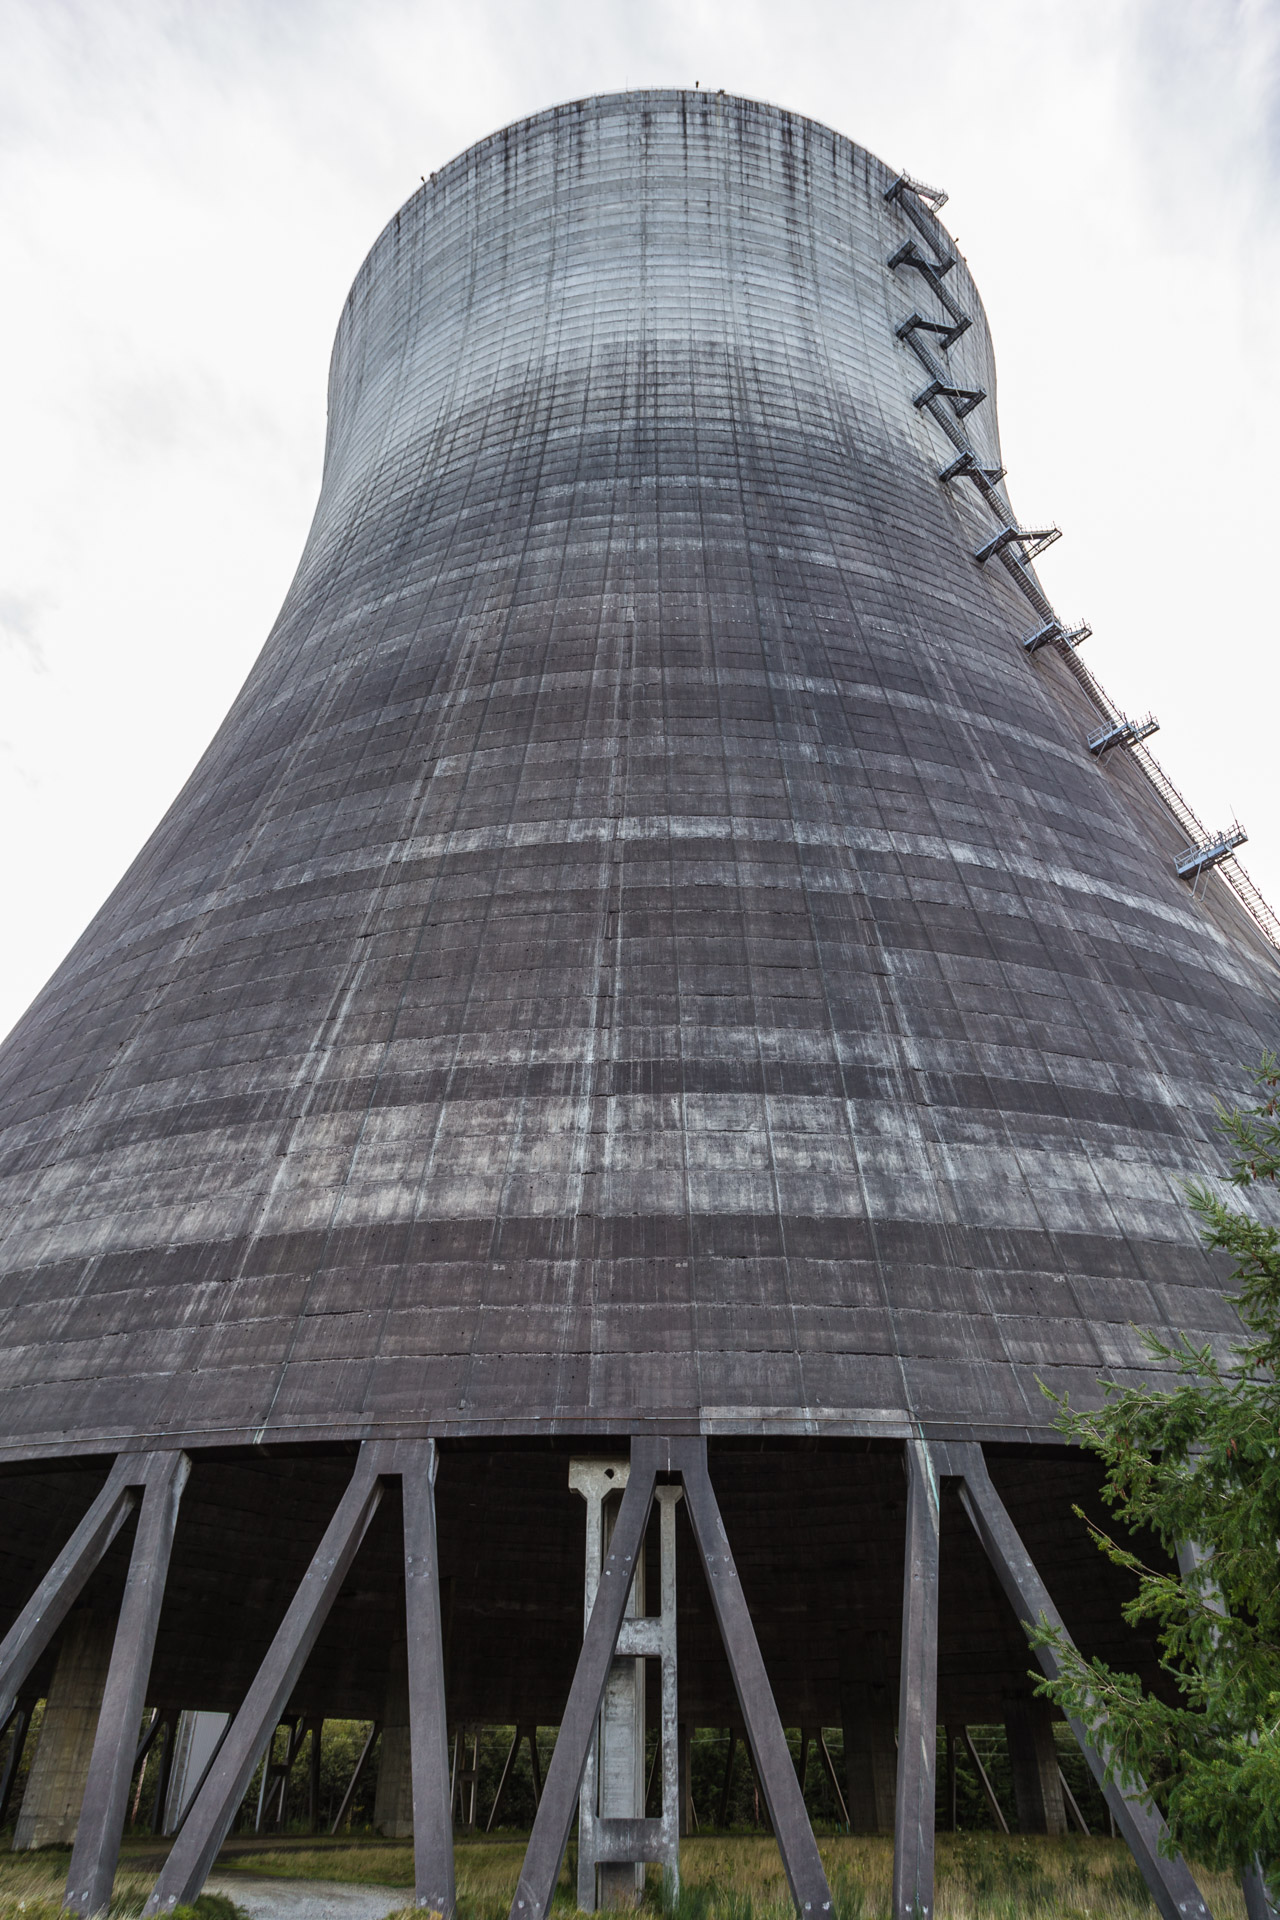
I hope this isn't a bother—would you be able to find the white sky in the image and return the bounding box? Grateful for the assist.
[1,0,1277,1044]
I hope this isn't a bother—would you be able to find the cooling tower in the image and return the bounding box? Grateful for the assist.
[0,91,1272,1920]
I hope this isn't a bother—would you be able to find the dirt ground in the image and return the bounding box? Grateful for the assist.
[206,1875,410,1920]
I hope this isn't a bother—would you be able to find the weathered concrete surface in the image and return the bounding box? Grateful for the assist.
[0,92,1277,1743]
[373,1636,412,1840]
[1005,1694,1067,1836]
[14,1611,113,1849]
[0,91,1275,1462]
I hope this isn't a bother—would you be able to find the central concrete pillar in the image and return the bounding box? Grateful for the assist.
[14,1612,114,1850]
[373,1631,413,1838]
[1004,1694,1067,1835]
[571,1459,645,1909]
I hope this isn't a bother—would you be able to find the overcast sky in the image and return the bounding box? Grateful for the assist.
[1,0,1277,1044]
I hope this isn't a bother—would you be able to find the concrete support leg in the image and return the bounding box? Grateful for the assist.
[1242,1862,1278,1920]
[959,1729,1008,1833]
[815,1731,850,1831]
[513,1450,658,1920]
[892,1440,940,1920]
[674,1438,830,1919]
[163,1711,230,1834]
[0,1706,33,1829]
[841,1673,897,1833]
[307,1720,322,1832]
[127,1711,161,1827]
[653,1488,682,1898]
[0,1459,136,1734]
[678,1724,693,1836]
[148,1713,177,1834]
[374,1634,412,1839]
[944,1441,1212,1920]
[66,1452,190,1918]
[143,1443,390,1917]
[570,1458,649,1909]
[14,1612,115,1850]
[1004,1695,1066,1835]
[717,1729,737,1827]
[512,1438,830,1920]
[401,1438,455,1917]
[486,1724,539,1831]
[329,1721,379,1835]
[452,1727,481,1832]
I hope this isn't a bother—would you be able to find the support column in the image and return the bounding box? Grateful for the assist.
[1003,1695,1066,1835]
[452,1727,481,1831]
[1177,1542,1274,1920]
[486,1725,539,1831]
[149,1713,178,1835]
[678,1724,693,1836]
[841,1670,897,1833]
[1242,1864,1279,1920]
[674,1438,831,1920]
[329,1721,379,1835]
[511,1437,831,1920]
[373,1634,412,1839]
[716,1729,737,1828]
[571,1451,675,1904]
[163,1711,230,1834]
[143,1443,390,1916]
[944,1441,1211,1920]
[815,1731,850,1831]
[0,1706,33,1830]
[652,1487,682,1898]
[307,1720,322,1833]
[959,1729,1008,1834]
[570,1457,648,1910]
[401,1437,455,1919]
[892,1439,940,1920]
[0,1459,135,1733]
[14,1612,115,1850]
[513,1449,658,1920]
[67,1451,191,1918]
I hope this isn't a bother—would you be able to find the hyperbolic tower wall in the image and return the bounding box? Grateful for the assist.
[1,91,1275,1457]
[0,91,1274,1919]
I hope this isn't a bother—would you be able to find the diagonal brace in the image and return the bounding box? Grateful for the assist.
[143,1444,392,1915]
[510,1448,657,1920]
[670,1438,833,1920]
[0,1457,137,1729]
[940,1443,1211,1920]
[65,1452,191,1918]
[510,1438,833,1920]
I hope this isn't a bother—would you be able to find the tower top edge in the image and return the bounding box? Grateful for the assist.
[416,86,889,206]
[426,87,884,171]
[342,89,897,322]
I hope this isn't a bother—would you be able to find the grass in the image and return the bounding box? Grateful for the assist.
[0,1846,245,1920]
[210,1833,1254,1920]
[0,1833,1251,1920]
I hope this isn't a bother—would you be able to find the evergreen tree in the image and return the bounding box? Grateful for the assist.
[1034,1054,1280,1890]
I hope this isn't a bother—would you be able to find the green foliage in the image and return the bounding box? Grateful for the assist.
[170,1897,251,1920]
[1032,1052,1280,1888]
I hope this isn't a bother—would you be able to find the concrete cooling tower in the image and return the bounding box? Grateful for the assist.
[0,90,1274,1920]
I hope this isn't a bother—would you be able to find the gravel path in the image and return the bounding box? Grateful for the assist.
[206,1874,412,1920]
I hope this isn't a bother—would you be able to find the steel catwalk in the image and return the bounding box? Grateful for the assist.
[0,90,1275,1465]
